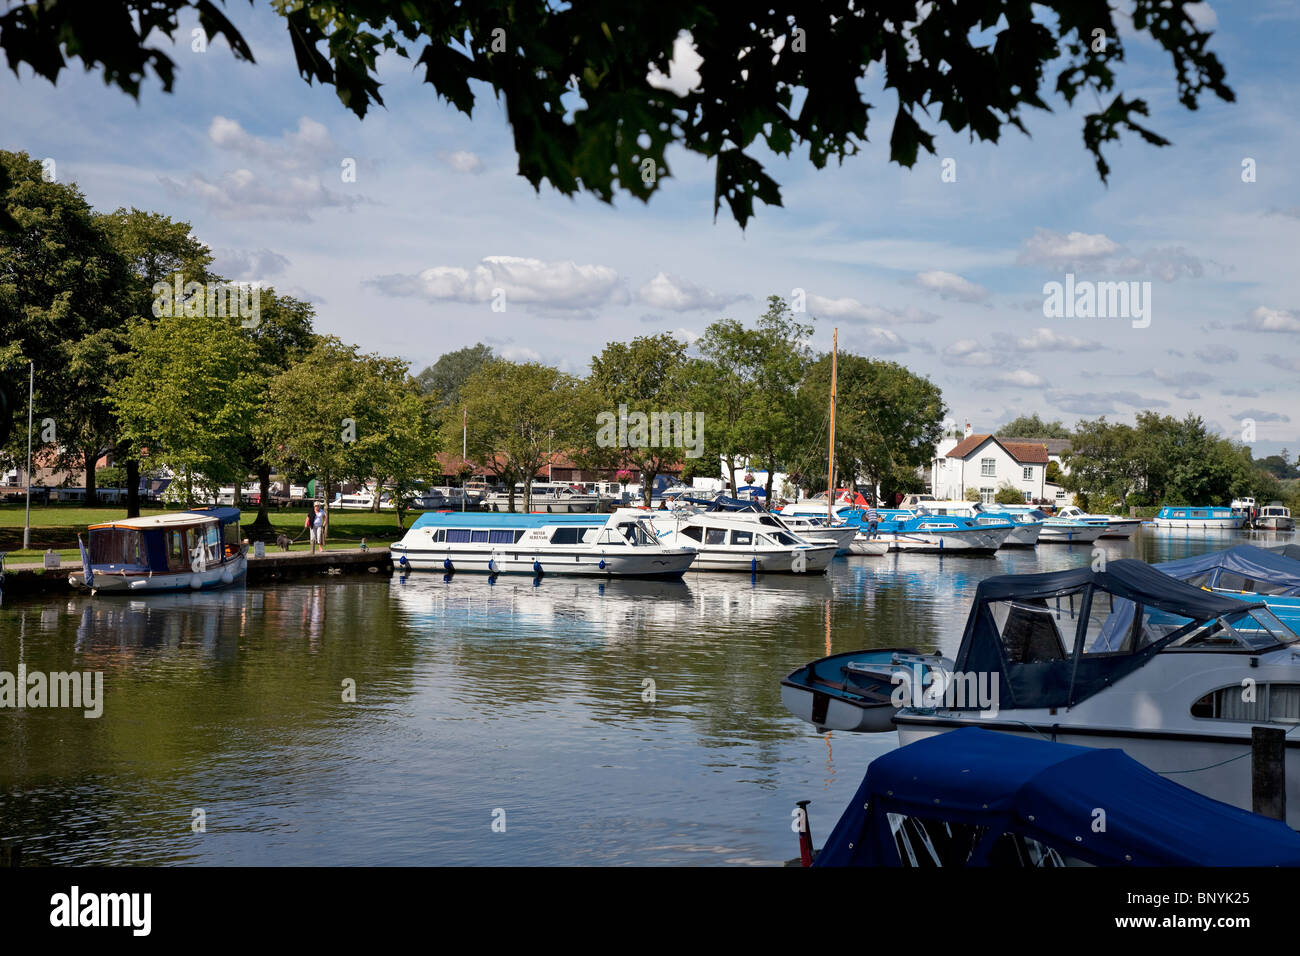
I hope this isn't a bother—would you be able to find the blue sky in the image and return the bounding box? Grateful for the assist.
[2,1,1297,458]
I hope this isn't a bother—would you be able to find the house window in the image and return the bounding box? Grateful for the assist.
[1022,466,1033,481]
[980,487,995,504]
[980,458,996,477]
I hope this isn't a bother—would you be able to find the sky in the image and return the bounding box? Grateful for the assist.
[2,1,1298,459]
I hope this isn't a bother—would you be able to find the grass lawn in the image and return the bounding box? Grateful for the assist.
[0,504,413,561]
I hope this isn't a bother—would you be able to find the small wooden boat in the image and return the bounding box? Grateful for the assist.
[781,648,952,732]
[71,507,247,594]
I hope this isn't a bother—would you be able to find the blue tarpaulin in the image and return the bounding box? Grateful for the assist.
[1157,544,1300,596]
[814,728,1300,867]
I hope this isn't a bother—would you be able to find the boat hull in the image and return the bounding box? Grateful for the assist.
[1098,519,1141,539]
[1255,517,1296,531]
[1038,523,1106,543]
[783,649,950,732]
[1151,518,1247,530]
[880,527,1008,553]
[391,546,696,577]
[683,544,837,573]
[72,554,248,593]
[849,536,890,555]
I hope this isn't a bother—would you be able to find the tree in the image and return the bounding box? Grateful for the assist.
[111,311,260,506]
[0,151,132,505]
[1,2,1234,227]
[994,481,1025,505]
[1062,418,1140,508]
[99,206,217,515]
[694,320,755,494]
[415,343,494,406]
[1045,460,1063,484]
[589,334,695,508]
[452,360,584,514]
[798,351,945,505]
[998,413,1070,439]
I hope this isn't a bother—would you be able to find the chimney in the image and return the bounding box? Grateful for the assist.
[964,421,972,438]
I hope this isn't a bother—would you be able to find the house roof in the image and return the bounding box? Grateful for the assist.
[1003,436,1072,456]
[946,434,1049,464]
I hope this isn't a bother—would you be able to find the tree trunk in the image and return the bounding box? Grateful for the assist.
[125,457,140,518]
[185,467,193,508]
[84,446,99,507]
[244,463,275,540]
[724,455,737,496]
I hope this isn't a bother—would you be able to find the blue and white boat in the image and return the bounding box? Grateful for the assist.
[872,509,1011,554]
[389,511,697,577]
[913,500,1040,547]
[781,648,952,732]
[71,506,247,593]
[1151,504,1247,530]
[1156,544,1300,631]
[1054,504,1142,539]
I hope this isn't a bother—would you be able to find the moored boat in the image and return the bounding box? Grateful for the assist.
[390,511,696,577]
[873,510,1011,554]
[1054,504,1142,539]
[916,500,1040,546]
[483,481,601,513]
[781,648,951,732]
[1155,543,1300,631]
[1255,502,1295,532]
[70,506,247,593]
[1151,504,1247,530]
[649,511,837,573]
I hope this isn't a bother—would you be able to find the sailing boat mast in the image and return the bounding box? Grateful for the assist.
[827,328,837,522]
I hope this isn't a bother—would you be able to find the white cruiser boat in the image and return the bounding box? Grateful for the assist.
[1054,505,1141,539]
[917,500,1041,547]
[894,558,1300,827]
[648,511,837,573]
[389,511,696,577]
[1255,503,1295,532]
[70,507,247,593]
[1151,505,1247,530]
[484,481,601,513]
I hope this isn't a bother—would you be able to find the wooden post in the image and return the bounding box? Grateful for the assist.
[1251,726,1285,821]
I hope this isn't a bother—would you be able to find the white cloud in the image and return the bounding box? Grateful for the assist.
[210,247,291,279]
[994,369,1045,388]
[845,327,909,355]
[1235,408,1290,423]
[638,272,746,312]
[366,256,626,313]
[1005,327,1105,351]
[443,150,484,174]
[647,32,703,97]
[806,293,938,324]
[159,168,363,221]
[208,116,334,169]
[1018,228,1120,265]
[943,339,997,366]
[1237,306,1300,333]
[915,270,988,303]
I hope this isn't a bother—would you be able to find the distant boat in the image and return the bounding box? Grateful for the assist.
[71,507,247,594]
[390,510,696,577]
[871,509,1012,553]
[1254,502,1294,532]
[914,500,1041,547]
[1152,505,1247,530]
[1054,505,1142,539]
[483,481,600,513]
[1156,543,1300,631]
[649,511,837,573]
[781,648,951,732]
[808,728,1300,867]
[677,495,859,553]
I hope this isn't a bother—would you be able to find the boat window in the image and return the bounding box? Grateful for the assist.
[167,530,189,571]
[1192,683,1300,723]
[731,530,753,546]
[469,530,490,543]
[769,531,800,546]
[205,524,222,563]
[705,529,727,545]
[1214,573,1256,593]
[1192,510,1207,518]
[222,521,241,555]
[989,599,1068,663]
[680,526,703,542]
[446,529,472,543]
[758,516,780,527]
[430,529,446,542]
[1173,510,1188,518]
[551,527,583,544]
[488,529,515,544]
[885,814,1067,868]
[89,528,145,566]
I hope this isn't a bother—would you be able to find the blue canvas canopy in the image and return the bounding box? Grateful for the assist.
[1268,543,1300,563]
[814,728,1300,867]
[955,559,1269,709]
[186,506,241,526]
[1157,544,1300,596]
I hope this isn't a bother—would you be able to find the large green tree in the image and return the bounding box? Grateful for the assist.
[0,2,1234,226]
[415,343,494,407]
[997,413,1071,439]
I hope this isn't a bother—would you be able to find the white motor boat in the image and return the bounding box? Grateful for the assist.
[894,558,1300,827]
[1255,503,1295,532]
[390,511,696,577]
[917,500,1041,547]
[1055,505,1141,539]
[648,511,837,573]
[873,510,1012,554]
[484,481,601,513]
[848,534,890,555]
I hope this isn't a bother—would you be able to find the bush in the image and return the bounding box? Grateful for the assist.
[964,487,981,502]
[994,482,1025,505]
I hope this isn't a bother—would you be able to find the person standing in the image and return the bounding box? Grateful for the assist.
[865,504,880,538]
[306,502,328,554]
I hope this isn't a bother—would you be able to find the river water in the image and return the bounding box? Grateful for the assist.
[0,529,1292,865]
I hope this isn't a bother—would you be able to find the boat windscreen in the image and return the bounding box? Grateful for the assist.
[90,528,146,566]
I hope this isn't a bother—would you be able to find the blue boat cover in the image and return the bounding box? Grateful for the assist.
[1156,545,1300,596]
[955,559,1267,709]
[814,728,1300,866]
[1268,543,1300,563]
[186,506,242,525]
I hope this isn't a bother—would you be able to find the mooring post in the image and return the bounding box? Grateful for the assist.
[1251,726,1285,821]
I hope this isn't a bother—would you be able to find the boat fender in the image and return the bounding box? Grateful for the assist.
[398,555,409,568]
[488,558,498,573]
[190,574,202,590]
[221,568,234,585]
[533,560,543,576]
[598,559,606,570]
[443,558,454,573]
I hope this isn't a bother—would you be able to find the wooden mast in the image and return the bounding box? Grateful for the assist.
[827,328,837,521]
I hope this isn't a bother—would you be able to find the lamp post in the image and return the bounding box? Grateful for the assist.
[22,361,32,552]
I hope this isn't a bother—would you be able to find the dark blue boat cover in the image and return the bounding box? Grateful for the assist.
[1268,543,1300,563]
[813,728,1300,866]
[1157,544,1300,596]
[955,559,1265,708]
[187,506,242,525]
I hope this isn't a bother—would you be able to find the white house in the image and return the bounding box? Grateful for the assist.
[931,432,1052,504]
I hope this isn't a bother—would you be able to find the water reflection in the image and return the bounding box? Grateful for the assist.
[0,527,1293,865]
